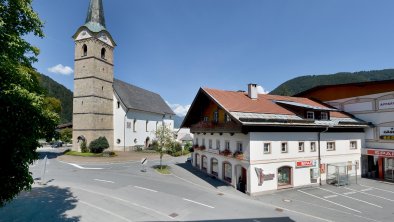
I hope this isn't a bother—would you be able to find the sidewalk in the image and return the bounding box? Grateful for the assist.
[57,150,170,164]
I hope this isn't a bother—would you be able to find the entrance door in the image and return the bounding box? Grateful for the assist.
[278,166,292,187]
[240,167,247,193]
[384,158,394,181]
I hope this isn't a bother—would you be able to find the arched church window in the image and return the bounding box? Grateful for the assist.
[101,48,106,59]
[82,44,87,57]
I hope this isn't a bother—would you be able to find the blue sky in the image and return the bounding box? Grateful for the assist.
[28,0,394,116]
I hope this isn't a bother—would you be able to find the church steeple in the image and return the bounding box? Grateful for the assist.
[84,0,106,33]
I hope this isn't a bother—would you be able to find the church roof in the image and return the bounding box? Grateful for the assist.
[113,79,175,115]
[84,0,106,33]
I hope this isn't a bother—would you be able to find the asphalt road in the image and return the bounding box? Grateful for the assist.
[0,148,393,222]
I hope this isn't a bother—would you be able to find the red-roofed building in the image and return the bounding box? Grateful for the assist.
[182,84,369,195]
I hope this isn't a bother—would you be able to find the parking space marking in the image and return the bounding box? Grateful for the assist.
[80,200,132,222]
[344,187,394,202]
[134,186,158,193]
[94,179,115,183]
[359,184,394,194]
[298,190,361,213]
[323,195,338,199]
[183,198,215,209]
[343,191,356,195]
[318,187,383,208]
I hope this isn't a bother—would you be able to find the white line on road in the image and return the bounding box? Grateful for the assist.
[318,187,382,208]
[74,187,175,220]
[359,184,394,194]
[343,191,356,195]
[134,186,158,193]
[344,187,394,202]
[94,179,115,183]
[361,188,373,192]
[80,200,132,222]
[323,195,338,199]
[65,162,103,170]
[183,198,215,209]
[298,190,361,213]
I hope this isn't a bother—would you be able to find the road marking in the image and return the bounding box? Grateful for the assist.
[80,200,132,222]
[94,179,115,184]
[344,187,394,202]
[298,190,361,213]
[343,191,356,195]
[318,187,382,208]
[66,162,103,170]
[74,187,175,220]
[182,198,215,209]
[323,195,338,199]
[359,184,394,194]
[134,186,158,193]
[361,188,373,192]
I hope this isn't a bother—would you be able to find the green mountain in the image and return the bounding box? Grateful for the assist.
[270,69,394,96]
[38,74,73,124]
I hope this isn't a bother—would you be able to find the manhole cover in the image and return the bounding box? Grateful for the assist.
[169,213,178,218]
[217,193,224,196]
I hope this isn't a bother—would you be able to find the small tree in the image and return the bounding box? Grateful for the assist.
[89,137,109,153]
[60,128,72,143]
[154,125,174,169]
[80,141,88,153]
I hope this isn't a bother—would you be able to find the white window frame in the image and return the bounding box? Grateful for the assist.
[307,111,315,120]
[321,112,328,120]
[298,142,305,152]
[327,142,336,151]
[216,140,220,150]
[281,142,288,153]
[350,141,357,150]
[203,116,209,122]
[310,142,316,152]
[263,143,271,154]
[213,111,219,123]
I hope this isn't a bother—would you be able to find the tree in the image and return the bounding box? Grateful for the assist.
[154,125,174,169]
[0,0,59,206]
[60,128,72,144]
[89,137,109,153]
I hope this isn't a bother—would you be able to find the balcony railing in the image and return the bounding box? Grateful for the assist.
[190,121,241,133]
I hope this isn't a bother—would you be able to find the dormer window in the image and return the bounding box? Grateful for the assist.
[101,48,106,59]
[82,44,87,57]
[307,111,315,120]
[203,116,209,122]
[320,112,328,120]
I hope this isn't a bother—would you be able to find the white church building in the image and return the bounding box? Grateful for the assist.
[72,0,174,151]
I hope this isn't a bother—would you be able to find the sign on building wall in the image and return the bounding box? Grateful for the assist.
[379,127,394,140]
[367,149,394,157]
[378,99,394,110]
[296,160,316,168]
[255,168,275,186]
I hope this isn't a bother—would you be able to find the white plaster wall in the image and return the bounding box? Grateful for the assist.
[113,94,174,151]
[194,133,250,158]
[343,102,373,112]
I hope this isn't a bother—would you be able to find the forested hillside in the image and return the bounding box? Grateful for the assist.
[270,69,394,96]
[38,74,73,124]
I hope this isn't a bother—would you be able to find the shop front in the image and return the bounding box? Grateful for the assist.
[362,149,394,182]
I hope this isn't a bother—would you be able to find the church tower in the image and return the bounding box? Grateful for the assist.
[72,0,116,151]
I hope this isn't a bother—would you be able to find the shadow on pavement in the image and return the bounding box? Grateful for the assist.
[37,149,67,160]
[0,186,80,222]
[148,218,294,222]
[175,162,231,189]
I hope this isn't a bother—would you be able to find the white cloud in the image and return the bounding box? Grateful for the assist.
[256,85,269,94]
[166,101,191,117]
[48,64,73,75]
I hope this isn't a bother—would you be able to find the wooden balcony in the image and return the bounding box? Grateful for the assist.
[190,121,241,133]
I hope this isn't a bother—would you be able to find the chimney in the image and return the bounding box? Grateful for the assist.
[248,83,258,100]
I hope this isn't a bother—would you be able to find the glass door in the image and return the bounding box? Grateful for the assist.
[384,158,394,181]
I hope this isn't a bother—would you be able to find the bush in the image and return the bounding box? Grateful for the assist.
[102,151,116,157]
[148,140,159,150]
[88,137,109,153]
[134,145,144,151]
[80,141,89,153]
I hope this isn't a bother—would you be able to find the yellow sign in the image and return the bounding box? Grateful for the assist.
[380,136,394,140]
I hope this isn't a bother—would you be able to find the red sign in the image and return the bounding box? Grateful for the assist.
[296,160,314,168]
[367,149,394,157]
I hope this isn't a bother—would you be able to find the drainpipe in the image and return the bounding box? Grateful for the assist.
[318,126,329,186]
[124,109,129,152]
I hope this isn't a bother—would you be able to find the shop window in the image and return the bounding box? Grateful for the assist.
[310,142,316,152]
[298,142,305,152]
[281,142,288,153]
[307,111,315,120]
[211,158,218,176]
[278,166,292,186]
[327,142,335,151]
[264,143,271,154]
[350,141,357,150]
